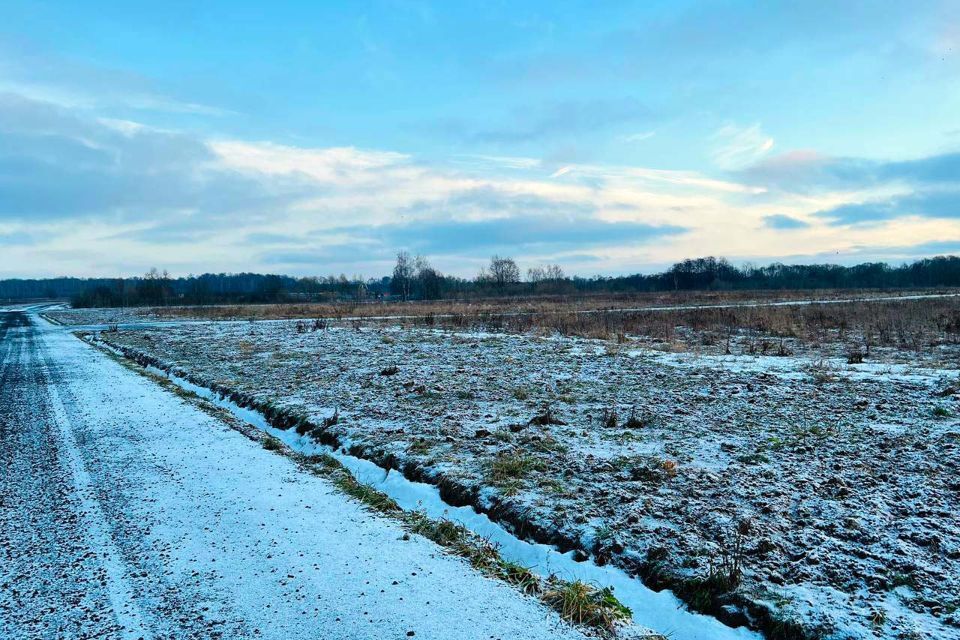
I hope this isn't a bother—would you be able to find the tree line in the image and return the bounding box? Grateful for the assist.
[2,254,959,307]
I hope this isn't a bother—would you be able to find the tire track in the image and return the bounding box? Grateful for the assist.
[34,333,155,640]
[0,312,153,640]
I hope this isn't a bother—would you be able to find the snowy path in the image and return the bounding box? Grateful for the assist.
[0,312,590,640]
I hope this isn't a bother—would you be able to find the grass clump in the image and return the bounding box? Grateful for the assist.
[487,450,547,495]
[408,438,434,455]
[408,511,467,545]
[512,387,531,401]
[327,469,400,514]
[624,405,652,429]
[406,511,635,635]
[498,560,541,595]
[736,452,770,465]
[300,453,395,517]
[406,511,500,572]
[261,435,284,451]
[542,579,632,633]
[932,405,952,418]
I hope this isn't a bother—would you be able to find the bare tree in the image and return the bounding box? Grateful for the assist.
[544,264,565,281]
[391,251,414,301]
[138,267,172,305]
[528,264,565,284]
[484,255,520,291]
[414,255,443,300]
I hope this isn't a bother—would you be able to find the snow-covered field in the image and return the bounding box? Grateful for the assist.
[3,310,620,640]
[88,315,960,639]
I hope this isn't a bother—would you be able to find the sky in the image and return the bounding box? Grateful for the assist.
[1,0,959,279]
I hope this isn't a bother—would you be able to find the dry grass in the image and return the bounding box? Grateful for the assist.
[542,579,632,633]
[95,288,960,353]
[104,287,954,322]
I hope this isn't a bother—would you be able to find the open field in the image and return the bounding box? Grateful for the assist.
[47,287,960,327]
[48,290,960,367]
[4,311,632,640]
[82,293,960,640]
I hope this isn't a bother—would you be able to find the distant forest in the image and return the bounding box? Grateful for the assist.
[3,255,960,307]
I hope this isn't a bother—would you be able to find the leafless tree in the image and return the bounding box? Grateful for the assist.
[391,251,415,300]
[415,255,443,300]
[528,264,565,283]
[482,255,520,290]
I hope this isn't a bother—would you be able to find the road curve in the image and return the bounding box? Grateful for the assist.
[0,312,589,640]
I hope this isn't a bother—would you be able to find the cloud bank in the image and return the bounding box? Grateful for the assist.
[2,90,959,278]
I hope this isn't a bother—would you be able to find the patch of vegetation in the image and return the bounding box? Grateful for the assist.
[321,408,339,428]
[537,477,569,495]
[869,606,887,627]
[487,450,546,486]
[676,519,751,611]
[328,470,401,514]
[594,523,615,549]
[677,571,738,612]
[542,579,632,633]
[932,405,952,418]
[264,450,401,516]
[612,430,644,444]
[888,572,918,590]
[808,360,840,384]
[512,386,531,401]
[408,438,434,455]
[261,435,284,451]
[846,350,865,364]
[529,405,565,425]
[519,432,568,454]
[629,460,665,483]
[601,406,619,429]
[406,511,500,572]
[406,510,635,635]
[736,452,770,465]
[624,405,653,429]
[498,560,541,595]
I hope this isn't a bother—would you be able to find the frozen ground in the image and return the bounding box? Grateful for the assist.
[0,311,599,640]
[93,318,960,639]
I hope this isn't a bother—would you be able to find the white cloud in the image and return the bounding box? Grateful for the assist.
[453,154,542,170]
[710,123,775,170]
[211,141,410,181]
[622,130,656,143]
[4,92,953,278]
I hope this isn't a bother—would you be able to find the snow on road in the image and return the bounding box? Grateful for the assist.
[0,312,591,640]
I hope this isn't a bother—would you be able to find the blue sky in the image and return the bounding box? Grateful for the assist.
[1,0,958,277]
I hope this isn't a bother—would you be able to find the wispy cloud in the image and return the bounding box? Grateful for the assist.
[621,131,656,143]
[3,89,959,278]
[710,123,775,170]
[0,38,232,118]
